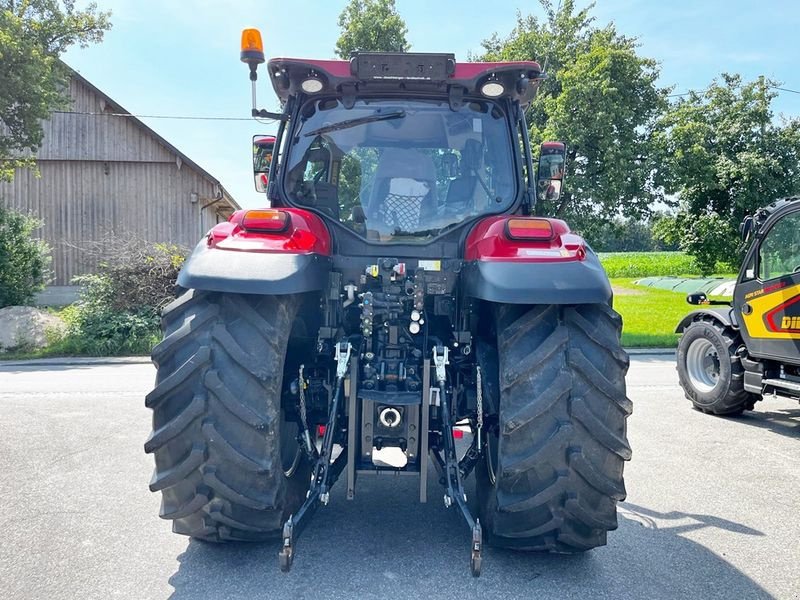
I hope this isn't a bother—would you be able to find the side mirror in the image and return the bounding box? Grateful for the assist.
[739,215,753,242]
[686,292,709,305]
[537,141,566,204]
[253,135,275,193]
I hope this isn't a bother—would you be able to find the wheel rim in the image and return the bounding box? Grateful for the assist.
[686,338,721,393]
[279,410,303,478]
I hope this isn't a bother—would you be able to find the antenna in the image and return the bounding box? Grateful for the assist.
[541,0,562,76]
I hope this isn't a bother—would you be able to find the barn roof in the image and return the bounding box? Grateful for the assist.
[65,64,240,213]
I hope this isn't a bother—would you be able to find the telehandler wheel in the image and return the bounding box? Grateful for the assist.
[677,317,757,416]
[145,290,310,542]
[477,303,632,552]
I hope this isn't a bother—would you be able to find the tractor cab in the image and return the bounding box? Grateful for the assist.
[246,47,567,247]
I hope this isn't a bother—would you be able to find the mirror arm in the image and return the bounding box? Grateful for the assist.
[518,108,536,215]
[252,108,288,121]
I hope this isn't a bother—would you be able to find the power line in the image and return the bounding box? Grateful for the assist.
[51,109,276,122]
[667,84,800,99]
[772,86,800,95]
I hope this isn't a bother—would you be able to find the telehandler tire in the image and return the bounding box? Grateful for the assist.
[477,303,632,552]
[677,317,757,416]
[145,290,309,541]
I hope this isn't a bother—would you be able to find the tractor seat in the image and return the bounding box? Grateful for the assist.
[445,139,483,212]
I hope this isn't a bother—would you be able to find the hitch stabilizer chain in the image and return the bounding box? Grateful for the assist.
[279,341,352,573]
[433,345,484,577]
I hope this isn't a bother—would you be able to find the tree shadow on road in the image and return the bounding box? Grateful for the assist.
[166,476,775,600]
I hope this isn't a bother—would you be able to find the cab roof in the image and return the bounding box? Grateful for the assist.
[266,53,543,106]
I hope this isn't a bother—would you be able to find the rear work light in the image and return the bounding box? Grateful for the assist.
[506,218,554,240]
[241,209,290,232]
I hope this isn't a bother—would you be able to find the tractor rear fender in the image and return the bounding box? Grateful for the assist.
[177,208,332,295]
[461,216,612,304]
[675,307,737,333]
[462,256,612,304]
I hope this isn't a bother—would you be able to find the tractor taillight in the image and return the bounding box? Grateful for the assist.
[242,209,290,232]
[208,208,331,255]
[506,218,554,241]
[465,216,586,262]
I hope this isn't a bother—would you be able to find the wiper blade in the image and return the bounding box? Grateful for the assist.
[304,110,406,137]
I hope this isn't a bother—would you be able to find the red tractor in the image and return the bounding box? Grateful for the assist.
[144,29,631,576]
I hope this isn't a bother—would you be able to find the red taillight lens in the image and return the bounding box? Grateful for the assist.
[241,209,289,232]
[506,218,554,240]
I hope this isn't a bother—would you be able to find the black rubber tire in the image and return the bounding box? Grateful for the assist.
[144,289,310,541]
[477,303,632,552]
[676,317,757,416]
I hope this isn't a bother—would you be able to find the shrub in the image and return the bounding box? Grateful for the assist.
[55,238,187,356]
[0,205,51,307]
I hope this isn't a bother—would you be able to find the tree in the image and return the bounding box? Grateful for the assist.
[335,0,409,58]
[0,0,111,182]
[653,74,800,270]
[479,1,667,229]
[0,206,51,307]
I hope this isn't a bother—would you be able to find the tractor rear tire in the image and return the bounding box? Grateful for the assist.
[677,317,757,416]
[477,303,632,552]
[144,290,310,541]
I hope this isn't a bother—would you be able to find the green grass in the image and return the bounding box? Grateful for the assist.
[611,278,731,347]
[599,251,735,279]
[612,278,692,347]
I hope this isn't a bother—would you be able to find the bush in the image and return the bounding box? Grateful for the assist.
[0,205,51,307]
[54,238,187,356]
[56,275,159,356]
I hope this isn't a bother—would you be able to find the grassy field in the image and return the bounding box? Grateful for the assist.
[600,251,735,347]
[599,251,734,279]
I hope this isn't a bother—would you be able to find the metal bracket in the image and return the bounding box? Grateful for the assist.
[336,342,353,379]
[470,520,483,577]
[432,345,449,384]
[278,517,294,572]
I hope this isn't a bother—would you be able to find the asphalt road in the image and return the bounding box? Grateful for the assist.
[1,356,798,600]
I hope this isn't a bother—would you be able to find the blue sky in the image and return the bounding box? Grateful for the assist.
[64,0,800,209]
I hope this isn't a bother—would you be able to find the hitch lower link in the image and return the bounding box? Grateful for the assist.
[279,341,352,573]
[433,346,484,577]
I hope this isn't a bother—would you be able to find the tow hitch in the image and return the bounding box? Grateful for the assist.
[279,342,485,577]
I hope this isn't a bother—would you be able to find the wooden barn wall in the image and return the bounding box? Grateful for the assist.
[0,161,223,285]
[38,78,176,163]
[0,75,233,286]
